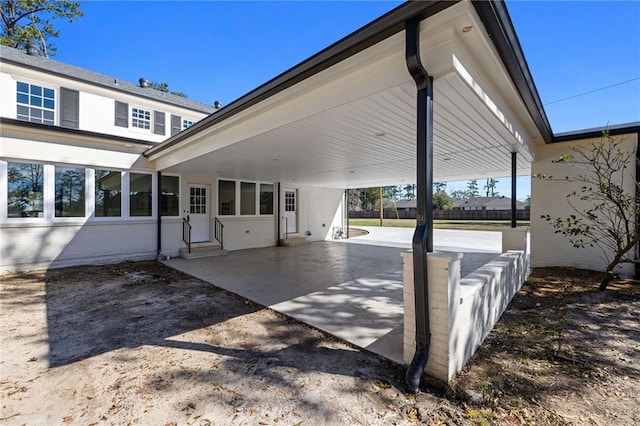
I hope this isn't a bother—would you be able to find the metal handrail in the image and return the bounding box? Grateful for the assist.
[214,217,224,250]
[182,216,192,254]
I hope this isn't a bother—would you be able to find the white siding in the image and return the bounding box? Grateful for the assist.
[0,62,210,144]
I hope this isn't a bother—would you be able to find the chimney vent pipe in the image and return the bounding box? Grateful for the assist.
[26,41,38,56]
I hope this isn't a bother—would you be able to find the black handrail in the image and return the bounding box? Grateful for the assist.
[214,217,224,250]
[182,216,192,254]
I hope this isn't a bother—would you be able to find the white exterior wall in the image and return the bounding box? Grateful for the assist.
[531,134,637,275]
[1,221,157,273]
[294,185,345,241]
[0,62,210,144]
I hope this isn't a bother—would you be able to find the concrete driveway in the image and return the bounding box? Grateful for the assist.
[164,227,502,364]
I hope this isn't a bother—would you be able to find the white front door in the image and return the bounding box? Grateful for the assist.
[284,189,297,234]
[188,184,210,242]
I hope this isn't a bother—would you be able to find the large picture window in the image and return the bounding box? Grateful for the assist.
[130,173,152,216]
[160,175,180,216]
[260,184,274,215]
[95,169,121,217]
[55,166,85,217]
[218,180,235,215]
[16,81,55,125]
[7,162,44,218]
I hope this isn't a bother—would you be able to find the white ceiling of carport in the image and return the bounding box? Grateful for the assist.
[155,2,539,188]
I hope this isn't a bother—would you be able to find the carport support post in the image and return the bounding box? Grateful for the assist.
[157,171,162,257]
[511,152,517,228]
[405,17,434,394]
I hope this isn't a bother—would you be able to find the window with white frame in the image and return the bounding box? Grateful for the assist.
[160,175,180,216]
[129,173,152,216]
[260,184,274,215]
[218,180,235,215]
[131,107,151,130]
[55,166,86,217]
[218,179,274,216]
[95,169,122,217]
[7,161,44,218]
[16,81,55,125]
[182,119,195,130]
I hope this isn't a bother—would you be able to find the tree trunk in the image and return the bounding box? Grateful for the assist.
[598,271,613,291]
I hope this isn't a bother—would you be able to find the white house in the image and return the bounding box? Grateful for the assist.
[1,0,637,385]
[0,44,216,271]
[453,196,525,210]
[1,0,637,276]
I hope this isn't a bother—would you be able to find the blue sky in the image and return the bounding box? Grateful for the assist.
[53,1,640,200]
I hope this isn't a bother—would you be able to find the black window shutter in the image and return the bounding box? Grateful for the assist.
[115,101,128,127]
[170,114,181,136]
[154,111,165,135]
[60,88,79,129]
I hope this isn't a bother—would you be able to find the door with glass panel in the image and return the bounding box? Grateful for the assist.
[284,189,297,234]
[187,184,210,242]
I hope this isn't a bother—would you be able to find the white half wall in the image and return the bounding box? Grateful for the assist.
[1,221,157,273]
[403,228,529,382]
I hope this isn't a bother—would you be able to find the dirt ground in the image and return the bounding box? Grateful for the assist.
[1,262,638,425]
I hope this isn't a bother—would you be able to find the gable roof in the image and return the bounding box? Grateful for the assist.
[0,44,216,114]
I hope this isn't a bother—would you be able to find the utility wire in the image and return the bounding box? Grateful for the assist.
[544,76,640,105]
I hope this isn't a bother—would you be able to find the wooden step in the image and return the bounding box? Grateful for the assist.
[180,242,228,259]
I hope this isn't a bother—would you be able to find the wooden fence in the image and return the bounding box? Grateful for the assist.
[349,209,530,221]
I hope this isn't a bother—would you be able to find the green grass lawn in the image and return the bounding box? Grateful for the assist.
[348,219,530,232]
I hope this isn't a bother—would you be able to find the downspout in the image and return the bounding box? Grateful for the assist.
[511,152,517,228]
[156,171,162,257]
[277,182,282,246]
[405,17,434,394]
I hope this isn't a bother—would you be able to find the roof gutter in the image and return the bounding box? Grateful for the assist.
[471,0,553,143]
[144,0,458,158]
[0,117,155,148]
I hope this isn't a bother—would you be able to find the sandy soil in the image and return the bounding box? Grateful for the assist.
[1,262,638,425]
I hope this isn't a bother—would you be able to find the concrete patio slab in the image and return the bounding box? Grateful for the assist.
[164,227,503,365]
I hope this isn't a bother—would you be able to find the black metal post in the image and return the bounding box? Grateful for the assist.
[511,152,517,228]
[636,132,639,278]
[405,17,433,394]
[277,182,282,246]
[157,171,162,256]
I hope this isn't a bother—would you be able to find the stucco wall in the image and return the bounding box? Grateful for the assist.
[531,133,637,275]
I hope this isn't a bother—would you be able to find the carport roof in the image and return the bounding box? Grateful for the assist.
[145,0,552,188]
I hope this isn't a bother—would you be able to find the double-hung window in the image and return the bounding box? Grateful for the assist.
[131,107,151,130]
[16,81,55,125]
[182,119,195,130]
